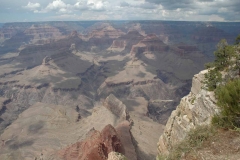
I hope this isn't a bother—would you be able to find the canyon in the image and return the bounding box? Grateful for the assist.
[0,21,239,160]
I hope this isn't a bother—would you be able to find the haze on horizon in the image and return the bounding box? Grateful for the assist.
[0,0,240,23]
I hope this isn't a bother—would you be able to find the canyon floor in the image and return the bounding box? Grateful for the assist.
[0,21,239,160]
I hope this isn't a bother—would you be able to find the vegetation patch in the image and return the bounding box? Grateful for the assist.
[157,126,216,160]
[212,78,240,129]
[204,35,240,130]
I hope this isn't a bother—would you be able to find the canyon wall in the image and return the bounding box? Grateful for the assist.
[157,70,219,155]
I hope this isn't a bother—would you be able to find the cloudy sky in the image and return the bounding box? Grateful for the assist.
[0,0,239,22]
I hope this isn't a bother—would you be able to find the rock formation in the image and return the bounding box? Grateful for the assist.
[88,25,125,39]
[24,24,62,42]
[59,124,124,160]
[157,70,219,155]
[115,121,137,160]
[108,40,126,51]
[130,34,168,57]
[103,94,128,121]
[108,31,144,52]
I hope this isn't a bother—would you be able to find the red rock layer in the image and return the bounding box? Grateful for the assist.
[59,124,124,160]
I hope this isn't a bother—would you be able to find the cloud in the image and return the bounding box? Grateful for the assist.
[145,0,193,10]
[74,1,88,10]
[120,2,130,7]
[119,1,158,10]
[87,0,108,11]
[144,0,240,21]
[2,0,240,22]
[23,2,41,10]
[46,0,67,10]
[138,2,158,9]
[43,0,74,13]
[29,0,108,13]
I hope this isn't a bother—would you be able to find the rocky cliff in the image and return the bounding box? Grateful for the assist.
[157,70,219,155]
[59,124,124,160]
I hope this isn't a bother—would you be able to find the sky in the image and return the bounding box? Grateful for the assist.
[0,0,239,22]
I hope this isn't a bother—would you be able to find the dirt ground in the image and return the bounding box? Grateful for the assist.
[185,129,240,160]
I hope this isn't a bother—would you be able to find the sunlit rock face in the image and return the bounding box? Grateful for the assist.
[157,70,219,155]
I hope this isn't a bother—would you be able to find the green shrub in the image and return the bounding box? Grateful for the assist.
[204,68,222,91]
[213,79,240,129]
[204,62,215,69]
[204,38,237,91]
[214,40,234,71]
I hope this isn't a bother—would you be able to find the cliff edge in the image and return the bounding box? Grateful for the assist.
[157,70,219,155]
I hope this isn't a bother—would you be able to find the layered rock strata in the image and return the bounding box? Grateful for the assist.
[24,24,62,43]
[104,94,128,121]
[89,26,125,39]
[130,34,168,56]
[157,70,219,155]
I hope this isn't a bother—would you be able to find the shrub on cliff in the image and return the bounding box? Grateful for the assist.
[204,68,222,91]
[204,36,240,130]
[204,37,239,91]
[212,79,240,129]
[214,39,234,71]
[157,126,216,160]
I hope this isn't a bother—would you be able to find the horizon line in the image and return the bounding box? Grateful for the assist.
[1,19,240,24]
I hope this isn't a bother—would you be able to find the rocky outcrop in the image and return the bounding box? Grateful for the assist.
[103,94,128,121]
[115,121,137,160]
[59,124,124,160]
[108,31,144,52]
[157,70,219,155]
[108,40,126,51]
[130,34,169,56]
